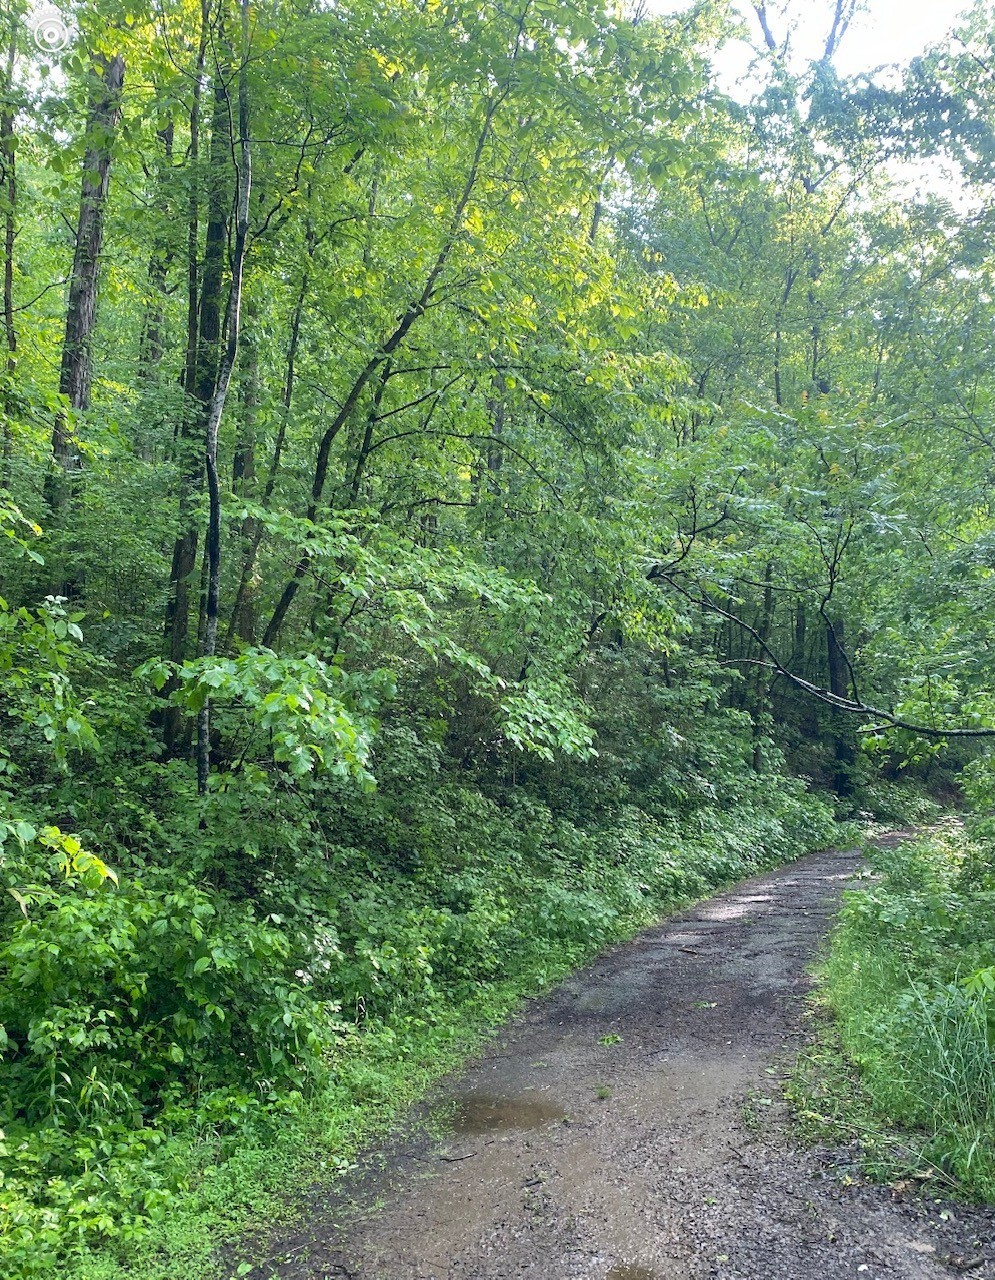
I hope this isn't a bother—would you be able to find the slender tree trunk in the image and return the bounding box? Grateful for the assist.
[225,244,310,649]
[486,372,506,487]
[232,307,258,497]
[183,0,209,399]
[49,51,125,507]
[808,249,830,394]
[140,254,168,379]
[346,358,390,504]
[791,600,806,673]
[135,125,176,464]
[228,302,259,643]
[138,124,175,393]
[1,16,17,478]
[588,155,614,244]
[162,5,220,751]
[771,267,797,409]
[826,616,855,794]
[194,72,230,407]
[752,562,774,770]
[196,0,252,794]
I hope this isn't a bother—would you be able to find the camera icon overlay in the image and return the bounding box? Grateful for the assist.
[29,4,71,53]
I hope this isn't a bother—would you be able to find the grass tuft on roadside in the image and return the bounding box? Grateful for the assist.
[788,821,995,1202]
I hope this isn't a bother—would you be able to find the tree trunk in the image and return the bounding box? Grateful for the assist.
[138,125,175,393]
[752,562,774,770]
[162,8,223,751]
[486,372,506,487]
[49,51,126,501]
[346,358,390,504]
[791,600,807,673]
[193,70,230,408]
[1,16,17,478]
[196,0,252,794]
[228,302,259,643]
[225,244,311,649]
[826,616,855,794]
[183,4,209,399]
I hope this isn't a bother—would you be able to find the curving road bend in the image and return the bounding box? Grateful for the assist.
[253,839,995,1280]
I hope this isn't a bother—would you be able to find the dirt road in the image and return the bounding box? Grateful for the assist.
[260,840,995,1280]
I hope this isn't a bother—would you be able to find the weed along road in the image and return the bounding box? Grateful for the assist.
[252,841,995,1280]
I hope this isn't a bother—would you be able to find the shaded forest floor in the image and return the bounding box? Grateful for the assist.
[232,836,995,1280]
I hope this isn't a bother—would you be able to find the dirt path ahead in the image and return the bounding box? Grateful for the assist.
[264,841,995,1280]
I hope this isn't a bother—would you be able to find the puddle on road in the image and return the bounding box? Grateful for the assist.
[607,1266,657,1280]
[699,900,758,922]
[447,1092,566,1134]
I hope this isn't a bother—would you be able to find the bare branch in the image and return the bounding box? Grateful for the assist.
[753,2,779,53]
[823,0,857,64]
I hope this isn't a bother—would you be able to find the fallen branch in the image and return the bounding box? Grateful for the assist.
[656,574,995,740]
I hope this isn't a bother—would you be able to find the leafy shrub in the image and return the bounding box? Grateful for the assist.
[0,825,347,1270]
[824,821,995,1197]
[852,778,943,827]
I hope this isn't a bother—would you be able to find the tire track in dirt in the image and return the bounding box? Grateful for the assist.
[257,837,995,1280]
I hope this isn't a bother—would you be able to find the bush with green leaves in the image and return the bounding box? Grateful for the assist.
[0,836,352,1258]
[824,820,995,1197]
[850,778,944,827]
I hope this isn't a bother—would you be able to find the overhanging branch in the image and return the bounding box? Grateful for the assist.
[657,574,995,740]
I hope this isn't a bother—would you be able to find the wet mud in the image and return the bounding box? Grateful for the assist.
[446,1094,567,1136]
[251,838,995,1279]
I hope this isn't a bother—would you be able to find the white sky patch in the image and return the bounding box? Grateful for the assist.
[652,0,970,86]
[775,0,966,76]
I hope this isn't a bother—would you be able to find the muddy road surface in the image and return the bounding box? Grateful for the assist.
[258,841,995,1280]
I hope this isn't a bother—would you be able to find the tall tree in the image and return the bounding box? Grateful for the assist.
[196,0,252,793]
[48,48,125,507]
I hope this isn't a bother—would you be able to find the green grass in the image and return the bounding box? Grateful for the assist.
[786,1000,965,1193]
[788,823,995,1202]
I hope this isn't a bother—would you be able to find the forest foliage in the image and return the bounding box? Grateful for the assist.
[3,0,995,1271]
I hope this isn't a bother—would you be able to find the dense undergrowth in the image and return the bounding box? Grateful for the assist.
[1,654,850,1278]
[800,798,995,1200]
